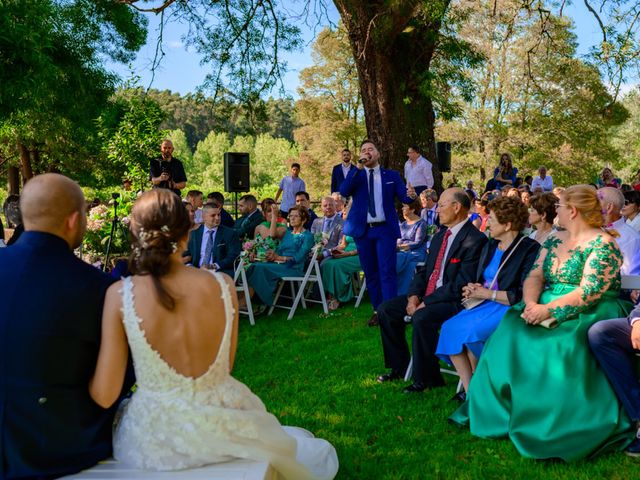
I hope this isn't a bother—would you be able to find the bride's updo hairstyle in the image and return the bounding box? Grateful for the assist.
[129,189,191,310]
[561,185,603,229]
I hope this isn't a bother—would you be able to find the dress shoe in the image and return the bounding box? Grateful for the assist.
[368,313,379,327]
[625,433,640,457]
[402,382,428,393]
[450,391,466,403]
[377,371,403,383]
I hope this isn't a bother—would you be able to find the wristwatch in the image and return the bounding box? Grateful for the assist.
[491,290,498,302]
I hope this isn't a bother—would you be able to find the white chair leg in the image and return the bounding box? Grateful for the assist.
[355,276,366,308]
[404,357,412,381]
[241,269,255,326]
[288,281,306,320]
[269,281,285,316]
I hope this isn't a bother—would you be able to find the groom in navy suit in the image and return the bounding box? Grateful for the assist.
[340,139,417,324]
[0,174,116,479]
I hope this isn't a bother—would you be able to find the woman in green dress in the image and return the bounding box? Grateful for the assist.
[450,184,634,461]
[321,206,361,310]
[244,205,314,306]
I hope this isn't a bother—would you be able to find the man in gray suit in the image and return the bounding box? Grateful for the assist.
[588,293,640,456]
[310,196,344,262]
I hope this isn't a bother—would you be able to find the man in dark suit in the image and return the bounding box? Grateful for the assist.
[376,188,487,393]
[340,139,416,325]
[295,191,318,230]
[207,191,235,228]
[0,174,116,478]
[186,204,240,277]
[331,148,354,194]
[589,295,640,455]
[234,194,263,240]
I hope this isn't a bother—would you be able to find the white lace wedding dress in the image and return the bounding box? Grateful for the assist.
[113,273,338,479]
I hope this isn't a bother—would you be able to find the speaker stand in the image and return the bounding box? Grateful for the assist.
[234,192,239,220]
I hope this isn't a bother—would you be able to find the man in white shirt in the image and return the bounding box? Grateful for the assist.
[404,145,434,196]
[599,187,640,275]
[531,166,553,193]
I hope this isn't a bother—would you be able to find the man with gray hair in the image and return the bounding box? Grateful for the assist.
[531,166,553,193]
[0,174,118,478]
[310,196,344,260]
[599,187,640,275]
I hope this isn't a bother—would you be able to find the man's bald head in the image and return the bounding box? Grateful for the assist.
[21,174,86,247]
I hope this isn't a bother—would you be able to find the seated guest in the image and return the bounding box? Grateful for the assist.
[376,188,487,393]
[243,205,314,307]
[254,198,287,239]
[186,189,204,223]
[531,165,553,192]
[4,194,23,246]
[597,167,622,189]
[186,204,240,277]
[321,207,361,311]
[310,196,344,261]
[622,190,640,232]
[207,191,234,228]
[331,192,346,217]
[520,189,531,207]
[294,191,318,229]
[589,294,640,456]
[183,202,201,231]
[234,194,263,240]
[396,200,428,295]
[527,192,557,244]
[599,187,640,274]
[436,196,539,394]
[474,193,492,233]
[0,174,117,478]
[451,185,634,460]
[419,189,438,227]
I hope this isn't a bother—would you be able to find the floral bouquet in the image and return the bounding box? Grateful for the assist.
[313,231,331,247]
[426,224,439,237]
[241,234,279,263]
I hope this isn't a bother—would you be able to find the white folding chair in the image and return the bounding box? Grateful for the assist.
[233,258,255,326]
[403,357,463,393]
[354,274,367,308]
[268,245,329,320]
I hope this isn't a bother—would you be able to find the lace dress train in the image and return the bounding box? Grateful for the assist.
[113,274,338,479]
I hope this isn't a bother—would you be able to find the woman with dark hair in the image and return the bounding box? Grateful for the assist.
[436,196,539,394]
[492,153,518,190]
[244,204,315,308]
[395,200,428,295]
[527,192,558,244]
[254,198,287,239]
[89,190,338,479]
[451,185,634,460]
[622,190,640,232]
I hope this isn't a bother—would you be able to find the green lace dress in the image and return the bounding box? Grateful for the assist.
[450,235,634,461]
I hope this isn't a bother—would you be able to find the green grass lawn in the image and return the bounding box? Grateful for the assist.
[232,302,637,479]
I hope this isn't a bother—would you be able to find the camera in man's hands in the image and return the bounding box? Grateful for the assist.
[111,192,120,200]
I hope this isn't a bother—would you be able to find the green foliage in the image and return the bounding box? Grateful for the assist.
[235,304,638,479]
[97,90,167,191]
[82,191,136,260]
[0,0,147,179]
[436,0,629,188]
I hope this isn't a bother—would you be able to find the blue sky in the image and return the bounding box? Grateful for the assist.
[106,2,632,98]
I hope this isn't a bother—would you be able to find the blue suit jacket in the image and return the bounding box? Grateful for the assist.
[186,224,241,276]
[339,166,414,239]
[331,163,354,193]
[0,232,115,479]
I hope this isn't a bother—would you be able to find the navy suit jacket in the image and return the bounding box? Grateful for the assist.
[339,166,414,239]
[186,224,240,276]
[408,221,488,306]
[0,232,115,479]
[331,163,354,193]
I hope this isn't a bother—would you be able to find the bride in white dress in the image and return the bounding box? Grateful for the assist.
[89,189,338,480]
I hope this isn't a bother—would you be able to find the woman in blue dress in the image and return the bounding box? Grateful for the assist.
[244,205,314,306]
[395,201,428,295]
[436,196,539,393]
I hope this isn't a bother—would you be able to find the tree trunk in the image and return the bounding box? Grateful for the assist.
[8,166,20,195]
[334,1,449,192]
[18,143,34,182]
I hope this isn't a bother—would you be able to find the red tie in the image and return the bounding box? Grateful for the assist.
[425,229,452,296]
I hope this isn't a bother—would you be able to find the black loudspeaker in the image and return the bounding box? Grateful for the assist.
[436,141,451,172]
[224,152,250,193]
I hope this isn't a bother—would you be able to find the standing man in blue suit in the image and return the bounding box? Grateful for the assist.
[0,174,116,479]
[331,148,355,194]
[186,204,241,277]
[340,139,417,326]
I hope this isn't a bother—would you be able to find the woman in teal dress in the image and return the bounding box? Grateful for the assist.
[245,205,314,306]
[450,185,634,461]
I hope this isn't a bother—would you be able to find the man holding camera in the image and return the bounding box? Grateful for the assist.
[150,139,187,197]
